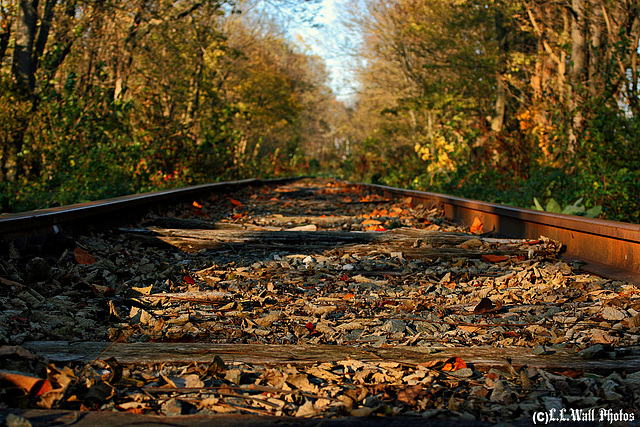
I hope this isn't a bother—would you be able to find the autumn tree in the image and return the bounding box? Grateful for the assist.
[0,0,335,211]
[342,0,640,221]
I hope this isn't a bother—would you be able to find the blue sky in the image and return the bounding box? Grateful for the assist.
[289,0,358,101]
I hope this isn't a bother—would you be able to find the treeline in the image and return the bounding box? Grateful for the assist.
[2,0,639,223]
[340,0,640,222]
[0,0,335,211]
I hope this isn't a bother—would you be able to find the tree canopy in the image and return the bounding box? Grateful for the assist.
[339,0,639,222]
[0,0,638,222]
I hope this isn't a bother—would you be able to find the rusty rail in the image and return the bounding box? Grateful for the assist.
[0,177,299,238]
[360,183,640,284]
[1,177,638,283]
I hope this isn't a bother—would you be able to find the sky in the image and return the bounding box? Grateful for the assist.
[289,0,359,102]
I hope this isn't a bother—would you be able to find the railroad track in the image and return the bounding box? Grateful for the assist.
[1,177,639,426]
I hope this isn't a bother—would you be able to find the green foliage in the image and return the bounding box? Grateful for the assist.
[337,0,640,224]
[531,197,602,218]
[0,2,330,213]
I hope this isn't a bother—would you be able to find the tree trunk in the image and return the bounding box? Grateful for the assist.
[0,13,11,67]
[12,0,39,92]
[4,1,40,182]
[184,54,203,123]
[33,0,56,74]
[115,2,147,101]
[626,7,640,114]
[569,0,587,149]
[491,7,508,133]
[570,0,587,84]
[491,77,506,132]
[588,2,604,97]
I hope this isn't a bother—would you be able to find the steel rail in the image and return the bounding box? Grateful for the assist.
[0,177,299,237]
[358,182,640,284]
[1,177,638,283]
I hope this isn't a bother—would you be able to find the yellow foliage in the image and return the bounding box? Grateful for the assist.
[414,143,430,161]
[414,134,457,174]
[517,108,559,161]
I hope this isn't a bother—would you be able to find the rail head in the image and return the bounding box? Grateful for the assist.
[356,182,640,284]
[0,177,301,237]
[363,183,640,242]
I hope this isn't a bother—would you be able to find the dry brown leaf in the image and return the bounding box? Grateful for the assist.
[73,247,96,265]
[481,254,509,263]
[0,276,23,290]
[473,297,503,314]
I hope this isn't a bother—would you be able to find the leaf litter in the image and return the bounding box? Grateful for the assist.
[1,178,639,423]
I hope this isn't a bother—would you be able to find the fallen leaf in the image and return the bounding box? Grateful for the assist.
[0,371,52,396]
[305,322,321,336]
[289,224,318,231]
[601,306,625,321]
[470,217,483,234]
[0,276,23,290]
[458,325,481,333]
[420,357,467,372]
[343,292,355,300]
[473,297,503,314]
[556,369,584,378]
[183,276,196,285]
[230,198,242,208]
[102,357,123,383]
[74,247,96,265]
[131,285,153,295]
[442,357,467,372]
[206,355,227,376]
[192,201,203,209]
[481,254,509,263]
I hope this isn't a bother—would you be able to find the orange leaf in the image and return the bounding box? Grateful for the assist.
[343,292,355,300]
[365,226,386,231]
[362,219,382,225]
[230,198,242,208]
[74,247,96,265]
[481,254,509,263]
[470,217,483,234]
[420,356,467,372]
[442,357,467,372]
[192,201,203,209]
[0,372,52,396]
[232,213,243,219]
[184,276,196,285]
